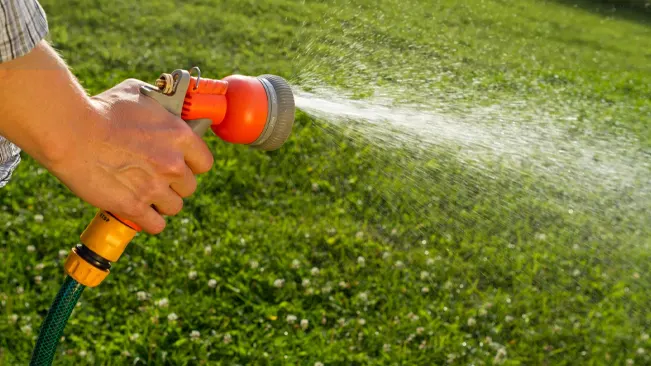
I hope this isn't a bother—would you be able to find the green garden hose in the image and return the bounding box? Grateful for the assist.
[29,276,86,366]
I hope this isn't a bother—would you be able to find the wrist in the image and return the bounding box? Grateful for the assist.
[42,96,105,171]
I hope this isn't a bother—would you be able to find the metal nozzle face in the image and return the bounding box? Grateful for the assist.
[251,75,296,151]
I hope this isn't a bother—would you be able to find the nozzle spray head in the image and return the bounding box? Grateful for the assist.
[214,74,295,151]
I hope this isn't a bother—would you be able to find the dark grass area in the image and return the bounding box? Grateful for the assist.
[552,0,651,24]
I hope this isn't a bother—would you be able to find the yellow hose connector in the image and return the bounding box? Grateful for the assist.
[64,249,109,288]
[64,210,138,287]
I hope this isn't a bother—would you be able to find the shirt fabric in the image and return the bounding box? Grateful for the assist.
[0,0,48,187]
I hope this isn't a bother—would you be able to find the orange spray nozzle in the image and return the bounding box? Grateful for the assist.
[179,73,295,151]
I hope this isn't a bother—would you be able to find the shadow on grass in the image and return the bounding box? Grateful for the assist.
[550,0,651,26]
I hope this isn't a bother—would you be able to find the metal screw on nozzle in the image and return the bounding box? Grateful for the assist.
[156,73,175,95]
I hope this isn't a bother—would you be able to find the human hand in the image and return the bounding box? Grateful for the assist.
[47,79,214,234]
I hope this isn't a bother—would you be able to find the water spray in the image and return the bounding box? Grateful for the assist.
[29,67,296,365]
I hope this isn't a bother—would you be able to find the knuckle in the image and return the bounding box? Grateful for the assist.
[136,184,155,203]
[165,157,187,178]
[149,183,167,200]
[122,201,147,218]
[123,78,142,88]
[175,124,195,144]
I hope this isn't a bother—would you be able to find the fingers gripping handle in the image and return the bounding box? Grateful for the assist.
[65,70,211,288]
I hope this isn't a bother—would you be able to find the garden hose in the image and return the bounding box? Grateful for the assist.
[29,67,296,365]
[29,277,85,366]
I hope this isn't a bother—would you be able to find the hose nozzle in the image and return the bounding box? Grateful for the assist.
[64,67,296,288]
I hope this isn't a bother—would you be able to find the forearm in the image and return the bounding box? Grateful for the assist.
[0,40,96,169]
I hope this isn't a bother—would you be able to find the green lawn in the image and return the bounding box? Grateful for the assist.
[1,0,650,365]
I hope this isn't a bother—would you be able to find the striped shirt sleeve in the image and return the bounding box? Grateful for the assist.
[0,0,48,187]
[0,0,49,63]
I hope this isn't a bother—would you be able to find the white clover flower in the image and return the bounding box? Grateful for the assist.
[338,281,348,288]
[493,348,507,364]
[626,359,634,366]
[204,245,212,255]
[58,249,68,258]
[250,260,259,269]
[467,317,476,326]
[642,333,649,341]
[314,362,324,366]
[310,267,320,276]
[357,256,365,266]
[190,330,200,340]
[273,279,285,288]
[382,251,391,260]
[16,286,24,294]
[188,271,197,280]
[420,271,430,280]
[358,292,368,302]
[637,348,645,355]
[181,218,190,225]
[34,276,42,285]
[421,287,430,293]
[426,258,435,266]
[129,333,140,341]
[21,324,32,334]
[355,231,364,239]
[156,298,169,308]
[302,279,311,287]
[572,269,581,277]
[358,318,366,325]
[505,315,514,322]
[8,314,18,324]
[321,284,332,294]
[167,313,178,321]
[208,279,217,288]
[34,214,44,223]
[35,263,45,271]
[27,245,36,253]
[383,344,391,352]
[223,333,232,344]
[291,259,301,269]
[78,350,87,357]
[300,319,309,330]
[479,308,488,317]
[416,327,425,335]
[395,260,404,269]
[286,315,297,324]
[136,291,149,301]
